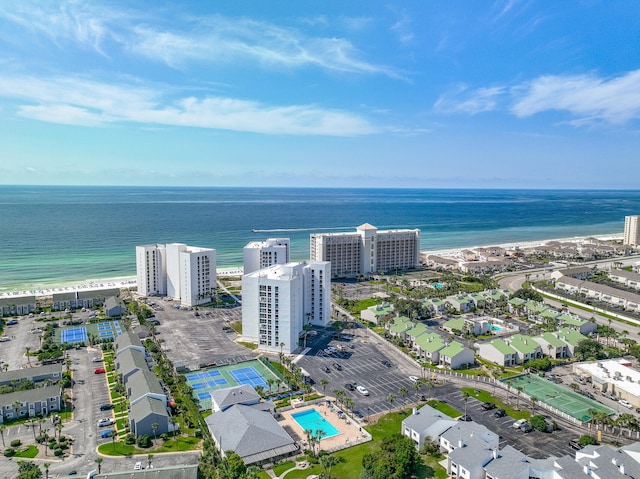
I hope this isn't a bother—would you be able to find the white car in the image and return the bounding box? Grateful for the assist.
[356,385,369,396]
[512,418,528,429]
[620,399,633,409]
[97,418,115,427]
[92,357,103,363]
[134,462,143,470]
[0,337,10,342]
[409,376,420,383]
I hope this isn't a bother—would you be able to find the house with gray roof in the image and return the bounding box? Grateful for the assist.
[439,421,499,453]
[0,294,36,317]
[575,443,640,478]
[104,296,125,317]
[210,384,261,413]
[401,404,457,449]
[447,435,494,479]
[127,368,167,407]
[115,330,145,355]
[0,363,63,388]
[0,384,62,423]
[91,464,198,479]
[483,445,530,479]
[205,404,297,466]
[129,395,170,438]
[116,347,150,383]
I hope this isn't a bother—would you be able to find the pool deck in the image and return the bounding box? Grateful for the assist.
[279,402,370,452]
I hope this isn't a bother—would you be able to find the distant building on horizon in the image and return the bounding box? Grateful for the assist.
[310,223,420,279]
[136,243,216,306]
[243,238,290,274]
[624,215,640,246]
[241,260,330,354]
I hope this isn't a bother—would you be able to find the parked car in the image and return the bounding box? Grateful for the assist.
[97,418,114,427]
[344,383,356,391]
[67,471,78,476]
[134,462,143,470]
[100,404,114,411]
[569,439,583,450]
[493,409,506,418]
[620,399,633,409]
[322,366,331,373]
[520,423,534,433]
[513,418,528,429]
[94,368,106,374]
[6,319,18,325]
[481,402,496,410]
[91,357,103,362]
[356,385,369,396]
[100,429,112,438]
[0,337,10,342]
[332,363,343,371]
[381,359,392,367]
[458,415,472,422]
[408,376,420,383]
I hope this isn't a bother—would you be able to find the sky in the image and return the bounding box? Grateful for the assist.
[0,1,639,189]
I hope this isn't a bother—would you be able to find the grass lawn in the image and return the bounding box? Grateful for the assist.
[427,400,462,418]
[97,436,201,456]
[283,465,322,478]
[461,387,529,420]
[273,461,296,475]
[14,445,39,458]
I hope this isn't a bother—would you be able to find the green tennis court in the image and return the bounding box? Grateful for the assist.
[503,374,615,422]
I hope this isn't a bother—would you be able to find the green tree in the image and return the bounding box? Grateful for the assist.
[0,425,6,447]
[320,378,329,396]
[319,454,340,479]
[43,463,50,479]
[575,338,605,361]
[95,457,103,474]
[362,435,419,479]
[16,461,42,479]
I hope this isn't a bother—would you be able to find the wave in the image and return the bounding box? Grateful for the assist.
[252,226,355,233]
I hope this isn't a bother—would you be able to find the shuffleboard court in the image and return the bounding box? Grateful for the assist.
[183,359,287,410]
[503,374,615,422]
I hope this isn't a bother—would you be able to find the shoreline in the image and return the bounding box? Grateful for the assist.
[0,232,624,299]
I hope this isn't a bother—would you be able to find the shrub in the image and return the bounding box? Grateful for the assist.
[125,434,135,445]
[3,448,15,457]
[579,435,599,446]
[530,415,549,432]
[10,439,21,448]
[160,433,169,441]
[136,434,152,448]
[54,448,63,456]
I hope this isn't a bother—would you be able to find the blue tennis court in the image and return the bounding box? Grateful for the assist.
[61,327,88,344]
[229,366,268,388]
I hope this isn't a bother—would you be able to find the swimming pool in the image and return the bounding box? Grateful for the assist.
[489,324,503,331]
[291,409,340,439]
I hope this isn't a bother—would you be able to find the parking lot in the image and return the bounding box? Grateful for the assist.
[297,326,424,418]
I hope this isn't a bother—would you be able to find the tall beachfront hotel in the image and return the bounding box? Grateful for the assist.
[241,260,330,354]
[624,216,640,246]
[136,243,216,306]
[310,223,421,279]
[243,238,290,274]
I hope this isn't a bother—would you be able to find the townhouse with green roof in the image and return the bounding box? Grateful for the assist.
[554,328,587,356]
[387,316,414,341]
[558,313,597,335]
[406,322,429,342]
[439,341,475,369]
[445,294,477,313]
[480,289,511,306]
[534,332,569,359]
[508,297,526,315]
[442,316,490,335]
[477,338,517,366]
[508,334,543,363]
[522,300,553,323]
[360,303,395,325]
[422,298,446,315]
[413,333,446,364]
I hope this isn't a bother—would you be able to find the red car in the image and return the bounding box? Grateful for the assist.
[94,368,106,374]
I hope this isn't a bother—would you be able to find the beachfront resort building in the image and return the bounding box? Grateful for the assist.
[243,238,290,274]
[136,243,216,306]
[310,223,420,279]
[242,260,330,354]
[624,215,640,246]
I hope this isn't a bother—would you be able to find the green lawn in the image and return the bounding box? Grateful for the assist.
[14,445,39,458]
[273,460,296,475]
[97,436,201,456]
[427,400,462,418]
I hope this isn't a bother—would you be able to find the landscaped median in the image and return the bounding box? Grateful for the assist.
[102,349,129,439]
[97,435,201,456]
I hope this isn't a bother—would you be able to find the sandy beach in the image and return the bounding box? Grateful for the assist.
[0,232,624,299]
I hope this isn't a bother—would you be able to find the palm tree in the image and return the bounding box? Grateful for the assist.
[530,396,537,415]
[25,346,32,366]
[152,423,159,443]
[413,379,422,398]
[319,454,339,479]
[170,417,178,437]
[95,457,103,474]
[12,400,21,420]
[43,462,50,479]
[0,425,6,447]
[387,393,396,408]
[320,378,329,396]
[462,391,471,417]
[304,429,313,450]
[55,423,63,441]
[266,378,275,394]
[515,386,524,410]
[313,429,326,456]
[110,430,117,452]
[147,453,154,469]
[399,387,408,404]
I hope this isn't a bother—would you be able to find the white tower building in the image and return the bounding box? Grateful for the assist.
[243,238,290,274]
[241,260,330,354]
[624,216,640,246]
[136,244,167,297]
[136,243,216,306]
[310,223,420,279]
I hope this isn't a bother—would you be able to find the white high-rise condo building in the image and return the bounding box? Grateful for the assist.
[243,238,290,274]
[310,223,420,279]
[624,216,640,246]
[136,243,216,306]
[136,244,167,297]
[242,260,330,354]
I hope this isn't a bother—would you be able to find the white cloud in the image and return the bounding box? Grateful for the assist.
[434,85,505,115]
[0,75,377,136]
[511,70,640,124]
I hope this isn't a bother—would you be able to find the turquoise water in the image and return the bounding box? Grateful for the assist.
[489,325,503,331]
[291,409,340,439]
[1,186,638,291]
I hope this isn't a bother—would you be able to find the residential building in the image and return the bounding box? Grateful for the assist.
[609,269,640,290]
[0,385,62,423]
[477,338,517,367]
[136,242,216,306]
[447,435,494,479]
[439,421,500,453]
[413,333,446,364]
[0,364,63,388]
[573,359,640,407]
[52,288,120,311]
[402,404,457,449]
[360,303,395,324]
[310,223,420,278]
[508,334,543,363]
[386,316,413,340]
[243,238,290,274]
[210,384,262,413]
[439,341,475,369]
[104,296,125,317]
[129,396,170,438]
[0,294,36,317]
[555,276,640,313]
[241,260,330,354]
[624,215,640,246]
[534,332,569,359]
[115,348,150,383]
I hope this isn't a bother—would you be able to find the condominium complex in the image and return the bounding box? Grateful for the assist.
[624,215,640,246]
[310,223,420,278]
[136,243,216,306]
[241,260,330,354]
[243,238,290,274]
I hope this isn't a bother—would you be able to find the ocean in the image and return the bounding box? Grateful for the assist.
[1,186,639,292]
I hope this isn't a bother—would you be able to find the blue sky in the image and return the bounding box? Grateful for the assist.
[1,1,639,188]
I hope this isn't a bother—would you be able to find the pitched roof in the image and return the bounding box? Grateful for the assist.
[508,334,540,355]
[0,363,62,385]
[483,445,530,479]
[485,338,516,355]
[115,330,144,353]
[128,368,165,401]
[116,348,148,378]
[130,395,169,423]
[92,464,198,479]
[439,341,467,358]
[0,384,61,406]
[210,384,260,411]
[413,333,445,353]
